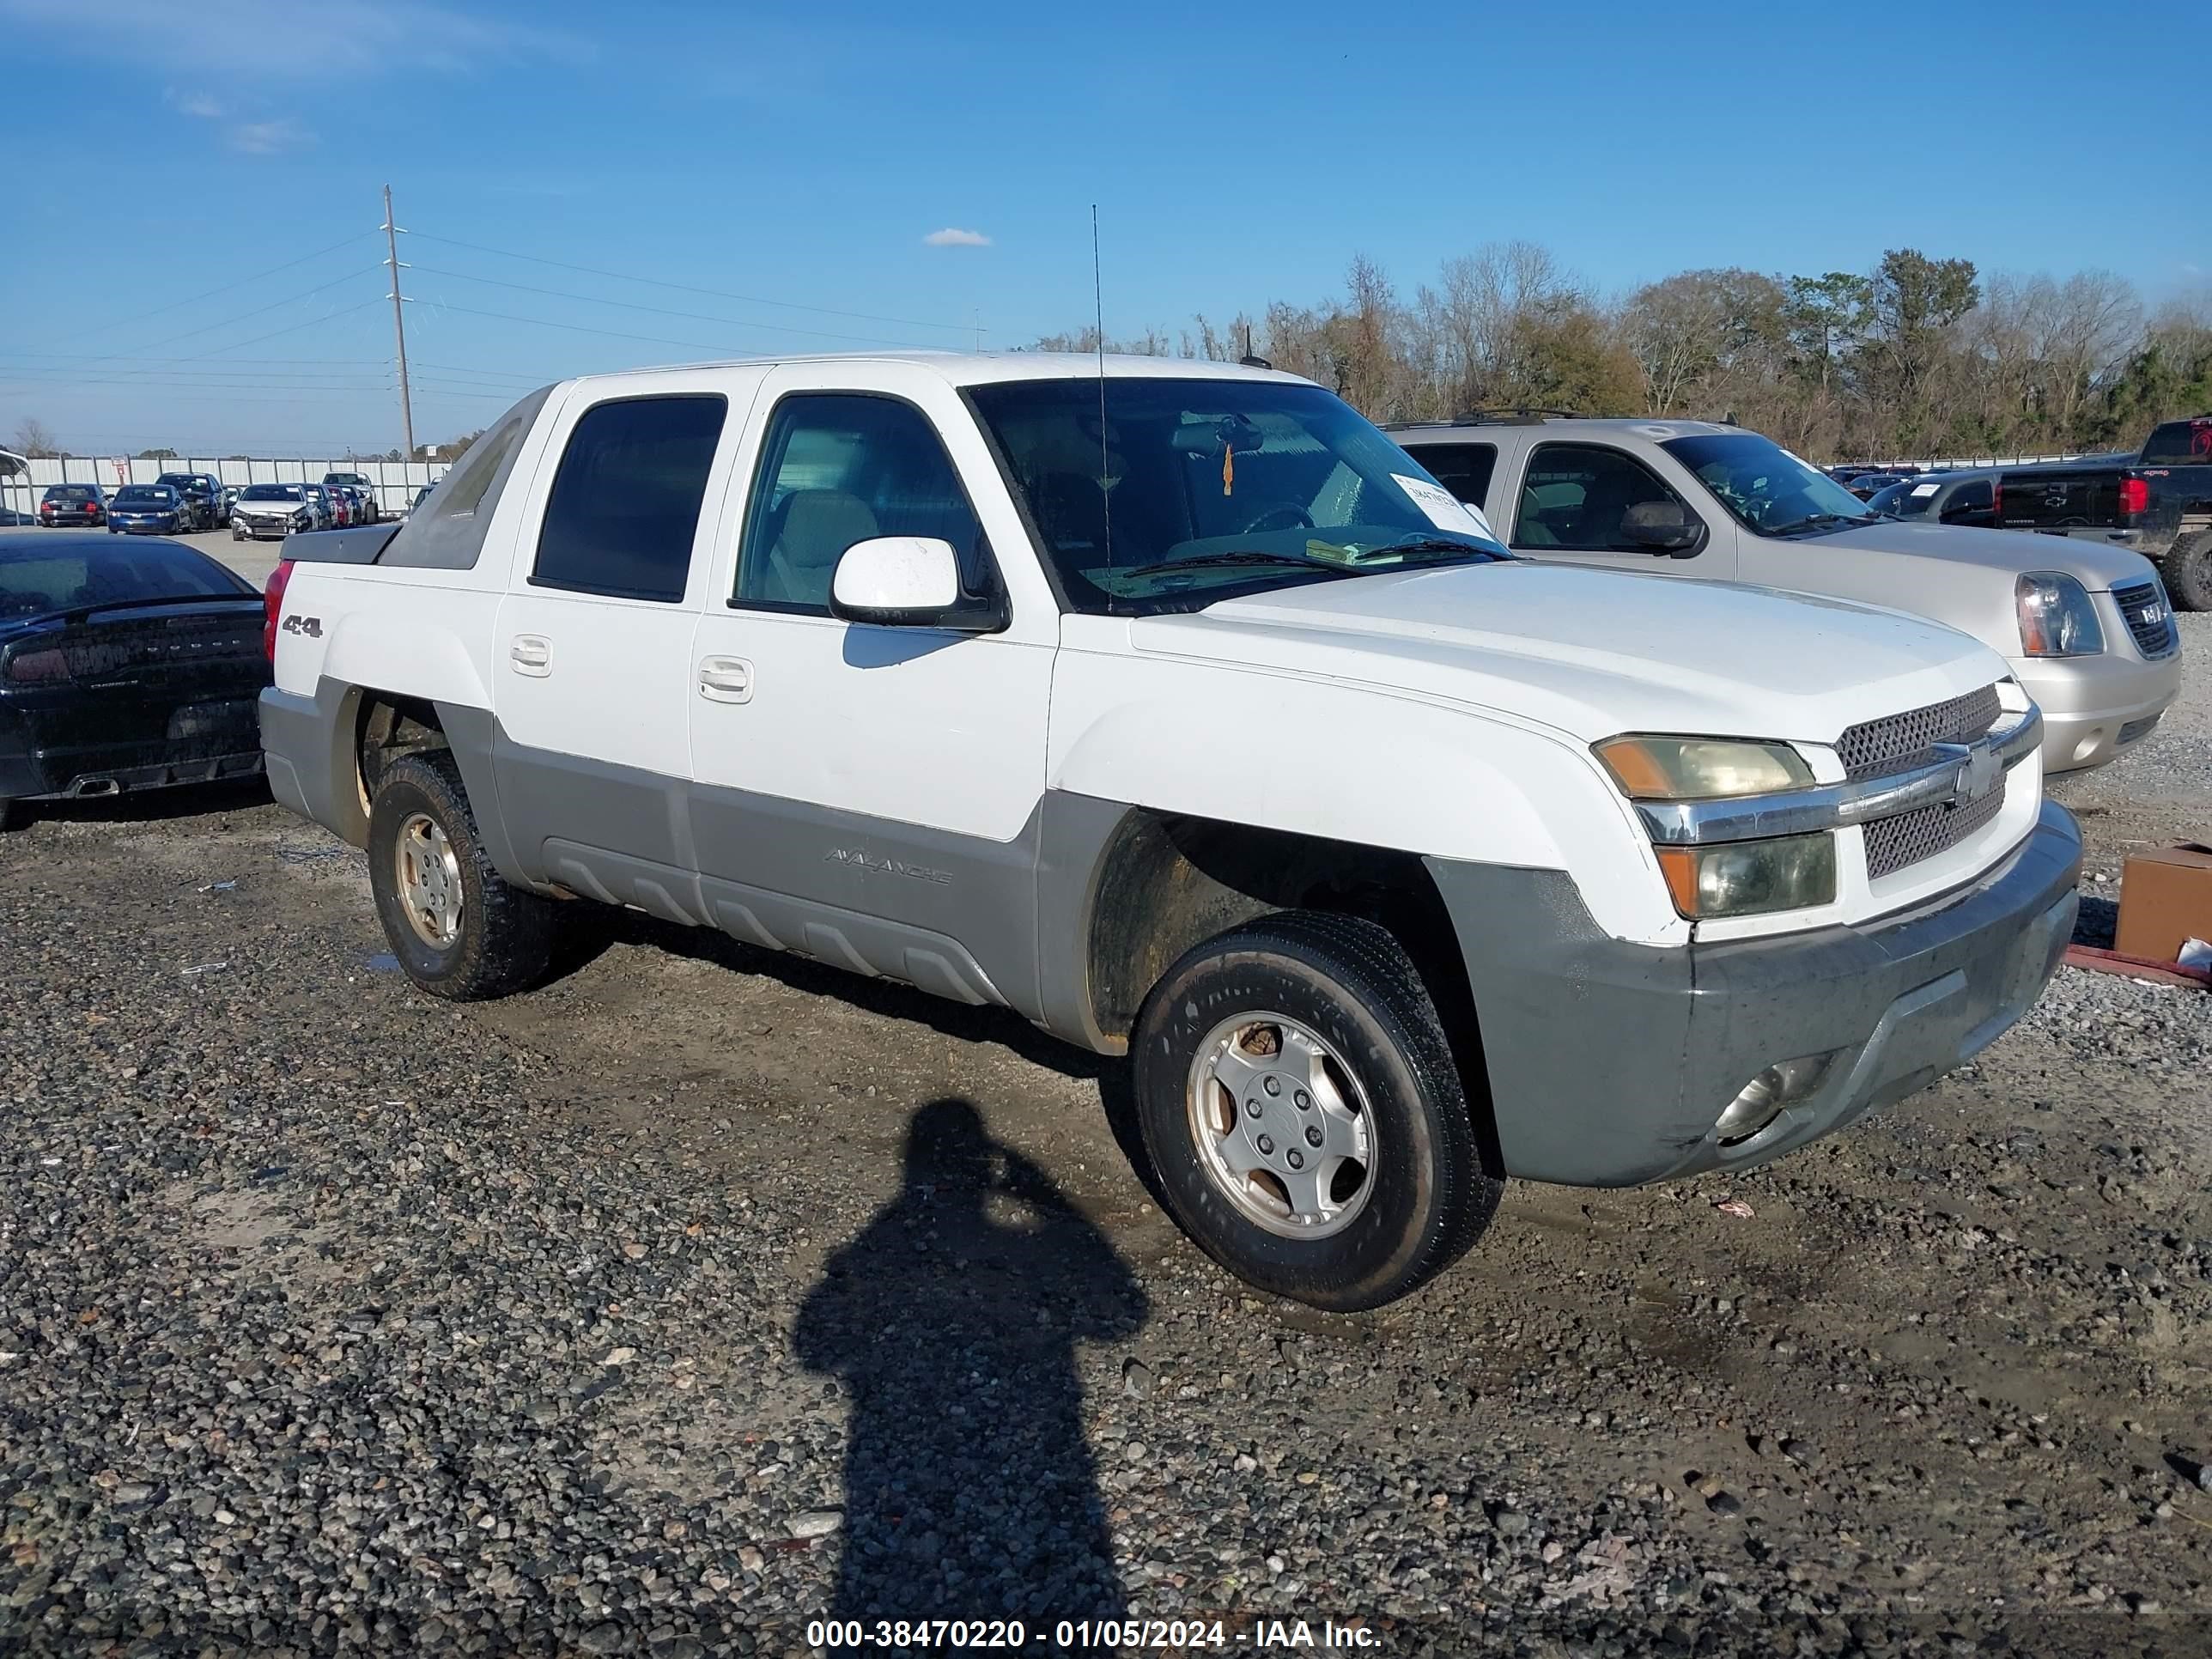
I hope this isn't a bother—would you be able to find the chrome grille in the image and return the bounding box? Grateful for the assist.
[2113,580,2178,659]
[1835,684,2002,782]
[1864,779,2008,881]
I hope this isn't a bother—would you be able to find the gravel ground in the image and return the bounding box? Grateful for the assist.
[2,628,2209,1657]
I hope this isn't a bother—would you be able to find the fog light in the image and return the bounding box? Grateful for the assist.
[1715,1053,1838,1145]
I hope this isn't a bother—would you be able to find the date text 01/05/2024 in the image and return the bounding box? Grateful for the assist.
[804,1619,1383,1650]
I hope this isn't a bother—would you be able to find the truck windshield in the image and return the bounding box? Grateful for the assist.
[1661,433,1876,538]
[965,377,1509,612]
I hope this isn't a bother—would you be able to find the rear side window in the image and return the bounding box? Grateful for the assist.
[532,394,726,603]
[2141,418,2212,465]
[735,393,984,613]
[1407,441,1498,508]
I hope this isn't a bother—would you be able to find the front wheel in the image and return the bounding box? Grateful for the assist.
[367,751,559,1000]
[1132,911,1499,1311]
[2164,533,2212,613]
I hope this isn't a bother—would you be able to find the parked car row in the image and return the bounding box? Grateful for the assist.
[32,471,395,536]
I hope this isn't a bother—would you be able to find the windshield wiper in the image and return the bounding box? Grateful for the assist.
[1131,550,1361,580]
[1766,511,1874,536]
[1353,536,1504,562]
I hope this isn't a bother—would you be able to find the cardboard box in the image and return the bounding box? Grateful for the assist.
[2113,842,2212,964]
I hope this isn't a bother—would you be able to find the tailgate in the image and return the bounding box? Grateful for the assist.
[1997,468,2123,531]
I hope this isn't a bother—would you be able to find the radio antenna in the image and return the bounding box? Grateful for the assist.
[1091,204,1113,586]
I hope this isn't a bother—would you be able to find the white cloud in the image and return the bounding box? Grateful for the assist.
[167,88,224,118]
[229,118,314,155]
[923,228,991,248]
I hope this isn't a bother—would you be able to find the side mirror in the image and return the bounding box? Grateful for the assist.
[1620,499,1705,556]
[830,537,1006,632]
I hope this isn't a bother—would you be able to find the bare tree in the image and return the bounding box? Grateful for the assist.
[9,416,59,458]
[1027,242,2178,459]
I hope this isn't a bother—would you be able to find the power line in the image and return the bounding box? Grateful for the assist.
[39,232,381,345]
[0,351,392,367]
[408,264,936,349]
[0,375,397,394]
[411,300,754,357]
[168,298,388,362]
[411,360,546,383]
[406,230,973,334]
[82,267,383,365]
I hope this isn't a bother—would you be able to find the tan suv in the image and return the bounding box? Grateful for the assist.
[1390,415,2181,773]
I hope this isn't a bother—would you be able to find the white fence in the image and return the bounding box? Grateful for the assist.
[4,454,450,520]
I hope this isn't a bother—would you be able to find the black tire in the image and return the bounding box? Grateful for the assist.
[1131,910,1500,1312]
[367,750,558,1000]
[0,799,19,833]
[2165,533,2212,613]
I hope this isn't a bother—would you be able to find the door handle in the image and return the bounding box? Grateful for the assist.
[509,635,552,677]
[697,655,753,703]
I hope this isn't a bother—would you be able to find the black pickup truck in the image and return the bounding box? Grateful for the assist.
[1996,416,2212,609]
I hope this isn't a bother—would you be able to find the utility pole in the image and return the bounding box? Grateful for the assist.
[381,185,416,459]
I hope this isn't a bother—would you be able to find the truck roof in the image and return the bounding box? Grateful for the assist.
[554,350,1307,394]
[1384,416,1744,440]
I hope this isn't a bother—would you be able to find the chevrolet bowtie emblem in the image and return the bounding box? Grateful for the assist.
[1936,741,2000,805]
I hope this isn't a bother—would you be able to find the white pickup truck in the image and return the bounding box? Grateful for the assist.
[259,354,2081,1310]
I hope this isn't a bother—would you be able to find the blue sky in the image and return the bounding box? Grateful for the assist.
[3,0,2205,455]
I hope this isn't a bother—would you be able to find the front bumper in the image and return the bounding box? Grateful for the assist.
[234,517,299,540]
[1428,801,2081,1188]
[2014,642,2182,772]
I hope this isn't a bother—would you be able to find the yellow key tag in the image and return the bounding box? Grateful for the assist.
[1222,446,1234,496]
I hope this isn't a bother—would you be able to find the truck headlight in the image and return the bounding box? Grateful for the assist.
[2015,572,2104,657]
[1654,833,1837,919]
[1595,736,1814,799]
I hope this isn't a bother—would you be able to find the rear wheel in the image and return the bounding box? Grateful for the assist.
[2165,532,2212,613]
[368,751,558,1000]
[1132,910,1499,1311]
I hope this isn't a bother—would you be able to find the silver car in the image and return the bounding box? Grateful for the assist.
[1390,416,2181,772]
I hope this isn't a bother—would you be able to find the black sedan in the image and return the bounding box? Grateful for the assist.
[106,484,191,535]
[40,484,108,527]
[0,533,270,830]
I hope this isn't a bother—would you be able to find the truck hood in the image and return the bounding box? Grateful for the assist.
[1131,561,2008,748]
[1810,520,2156,592]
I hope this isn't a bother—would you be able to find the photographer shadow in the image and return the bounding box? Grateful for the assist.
[796,1098,1148,1623]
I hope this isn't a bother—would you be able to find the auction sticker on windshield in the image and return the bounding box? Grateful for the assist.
[1911,483,1940,497]
[1393,474,1496,539]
